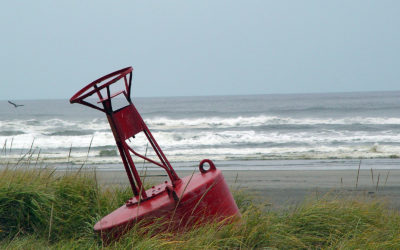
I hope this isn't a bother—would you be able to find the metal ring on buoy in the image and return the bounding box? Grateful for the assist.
[199,159,216,173]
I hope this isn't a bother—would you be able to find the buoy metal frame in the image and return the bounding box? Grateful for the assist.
[70,67,240,242]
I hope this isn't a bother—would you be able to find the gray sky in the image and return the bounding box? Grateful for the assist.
[1,1,399,100]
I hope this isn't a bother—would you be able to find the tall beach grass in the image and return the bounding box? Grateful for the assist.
[1,165,400,249]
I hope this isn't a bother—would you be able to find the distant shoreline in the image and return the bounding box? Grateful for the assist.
[51,158,400,171]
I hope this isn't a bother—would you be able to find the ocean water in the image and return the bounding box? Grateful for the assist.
[1,91,400,170]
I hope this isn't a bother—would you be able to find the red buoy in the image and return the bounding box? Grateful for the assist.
[70,67,240,242]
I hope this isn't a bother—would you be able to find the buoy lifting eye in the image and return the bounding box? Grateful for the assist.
[199,159,216,173]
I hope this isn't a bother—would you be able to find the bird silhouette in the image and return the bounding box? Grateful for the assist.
[8,101,24,108]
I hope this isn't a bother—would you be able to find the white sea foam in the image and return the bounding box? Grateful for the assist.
[1,115,400,137]
[2,121,400,148]
[5,143,398,165]
[2,113,400,163]
[146,116,400,129]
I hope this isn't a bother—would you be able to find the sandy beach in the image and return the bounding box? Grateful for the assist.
[91,168,400,209]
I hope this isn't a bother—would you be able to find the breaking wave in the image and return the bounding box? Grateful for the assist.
[1,115,400,164]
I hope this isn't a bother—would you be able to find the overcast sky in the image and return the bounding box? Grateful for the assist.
[1,1,399,100]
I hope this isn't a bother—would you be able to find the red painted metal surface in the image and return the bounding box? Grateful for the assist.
[70,66,240,242]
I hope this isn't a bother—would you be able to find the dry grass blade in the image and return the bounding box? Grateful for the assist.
[371,168,374,185]
[77,136,94,174]
[67,143,72,163]
[184,178,220,228]
[139,143,149,177]
[384,169,391,187]
[356,159,361,189]
[35,149,41,167]
[1,139,7,155]
[168,167,197,230]
[48,203,54,242]
[9,137,13,154]
[376,173,380,192]
[29,139,35,154]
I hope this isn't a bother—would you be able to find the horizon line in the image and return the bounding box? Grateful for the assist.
[1,89,400,101]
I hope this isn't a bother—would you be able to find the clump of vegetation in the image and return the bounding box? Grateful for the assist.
[0,167,131,243]
[1,166,400,249]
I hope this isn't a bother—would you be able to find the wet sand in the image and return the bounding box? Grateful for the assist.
[92,168,400,209]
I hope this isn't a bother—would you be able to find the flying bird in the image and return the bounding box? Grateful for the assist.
[8,101,24,108]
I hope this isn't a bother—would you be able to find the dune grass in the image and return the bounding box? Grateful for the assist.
[1,166,400,249]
